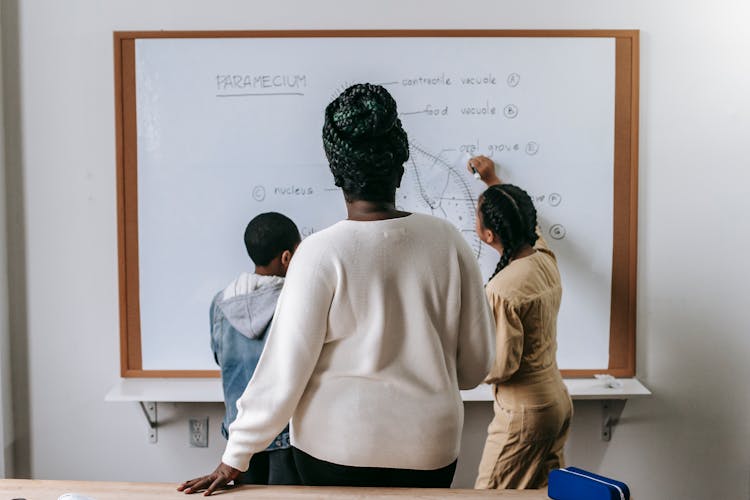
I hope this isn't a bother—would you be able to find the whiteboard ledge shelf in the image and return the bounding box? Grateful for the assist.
[105,377,651,403]
[462,378,650,401]
[105,378,223,403]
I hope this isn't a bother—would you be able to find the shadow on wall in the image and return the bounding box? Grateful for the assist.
[453,401,493,488]
[566,300,750,499]
[1,0,31,478]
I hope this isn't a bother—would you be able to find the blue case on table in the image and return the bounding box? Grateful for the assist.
[548,466,630,500]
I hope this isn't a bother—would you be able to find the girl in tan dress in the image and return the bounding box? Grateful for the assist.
[469,156,573,490]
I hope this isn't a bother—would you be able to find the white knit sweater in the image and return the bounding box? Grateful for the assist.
[222,213,495,471]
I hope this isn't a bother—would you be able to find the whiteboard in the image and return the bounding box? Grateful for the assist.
[116,31,638,376]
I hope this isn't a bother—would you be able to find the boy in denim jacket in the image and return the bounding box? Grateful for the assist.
[210,212,301,484]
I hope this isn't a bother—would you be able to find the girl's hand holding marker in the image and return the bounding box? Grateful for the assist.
[467,155,502,186]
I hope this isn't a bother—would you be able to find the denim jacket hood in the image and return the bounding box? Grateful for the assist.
[211,273,290,450]
[217,273,284,340]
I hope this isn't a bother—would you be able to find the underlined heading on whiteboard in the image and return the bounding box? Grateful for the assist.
[216,92,305,97]
[215,73,308,96]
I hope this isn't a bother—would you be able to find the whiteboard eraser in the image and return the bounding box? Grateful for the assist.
[58,494,97,500]
[594,374,623,389]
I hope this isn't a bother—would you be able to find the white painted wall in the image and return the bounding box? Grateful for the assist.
[3,1,750,498]
[0,6,12,479]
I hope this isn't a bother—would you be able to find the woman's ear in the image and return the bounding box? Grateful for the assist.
[394,166,405,188]
[482,229,495,245]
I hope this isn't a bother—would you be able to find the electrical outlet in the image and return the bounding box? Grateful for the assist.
[189,417,209,447]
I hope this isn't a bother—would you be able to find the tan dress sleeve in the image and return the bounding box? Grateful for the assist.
[484,290,524,385]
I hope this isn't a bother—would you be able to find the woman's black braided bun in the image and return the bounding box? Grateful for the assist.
[323,83,409,200]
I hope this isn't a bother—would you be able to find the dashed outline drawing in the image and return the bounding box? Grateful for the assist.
[401,141,483,260]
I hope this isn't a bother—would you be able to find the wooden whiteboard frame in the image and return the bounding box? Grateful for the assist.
[114,30,639,378]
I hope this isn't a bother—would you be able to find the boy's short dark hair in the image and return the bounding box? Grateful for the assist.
[244,212,301,266]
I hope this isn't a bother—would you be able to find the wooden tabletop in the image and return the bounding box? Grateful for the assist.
[1,479,549,499]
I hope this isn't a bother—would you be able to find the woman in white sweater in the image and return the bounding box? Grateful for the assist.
[180,83,495,494]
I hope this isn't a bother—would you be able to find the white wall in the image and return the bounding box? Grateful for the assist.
[0,5,12,479]
[3,0,750,498]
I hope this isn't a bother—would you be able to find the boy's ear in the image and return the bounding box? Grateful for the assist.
[280,249,293,267]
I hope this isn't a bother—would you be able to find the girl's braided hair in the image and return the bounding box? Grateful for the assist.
[479,184,538,281]
[323,83,409,201]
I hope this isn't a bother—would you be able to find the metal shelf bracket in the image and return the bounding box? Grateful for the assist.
[601,399,626,441]
[139,401,158,443]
